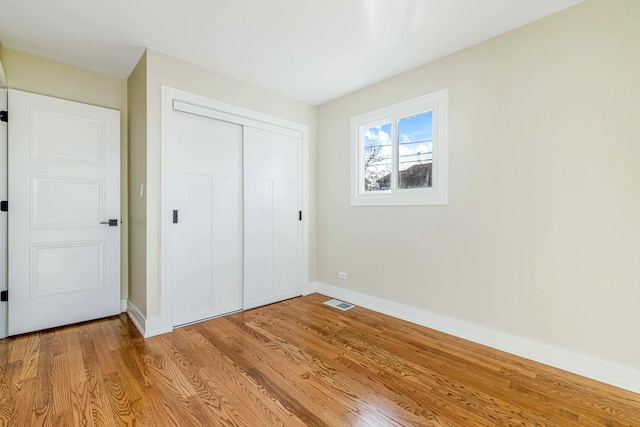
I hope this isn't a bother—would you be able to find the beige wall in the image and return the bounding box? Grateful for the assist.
[144,49,317,318]
[127,52,148,313]
[316,0,640,367]
[2,48,130,299]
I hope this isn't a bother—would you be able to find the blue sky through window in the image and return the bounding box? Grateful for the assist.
[363,111,433,191]
[364,122,392,190]
[399,111,433,170]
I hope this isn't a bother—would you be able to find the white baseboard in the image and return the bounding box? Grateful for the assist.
[304,281,319,295]
[126,300,146,337]
[144,317,173,338]
[315,282,640,394]
[120,299,127,313]
[125,300,172,338]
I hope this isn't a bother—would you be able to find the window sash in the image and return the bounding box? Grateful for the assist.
[358,107,435,195]
[350,88,448,206]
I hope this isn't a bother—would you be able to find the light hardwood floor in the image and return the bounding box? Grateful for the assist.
[1,293,639,426]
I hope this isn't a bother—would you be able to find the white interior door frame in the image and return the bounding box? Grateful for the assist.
[158,85,310,336]
[0,59,7,89]
[0,60,7,339]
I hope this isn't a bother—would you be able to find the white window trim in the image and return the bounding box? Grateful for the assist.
[350,89,448,206]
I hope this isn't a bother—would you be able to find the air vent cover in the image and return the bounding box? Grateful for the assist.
[323,299,355,311]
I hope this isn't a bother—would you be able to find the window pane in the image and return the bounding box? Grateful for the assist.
[363,123,392,191]
[397,112,433,189]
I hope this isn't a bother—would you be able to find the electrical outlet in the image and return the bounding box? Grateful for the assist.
[338,272,347,279]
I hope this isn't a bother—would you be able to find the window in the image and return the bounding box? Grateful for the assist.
[350,89,448,206]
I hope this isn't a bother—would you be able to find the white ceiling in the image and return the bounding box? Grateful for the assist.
[0,0,583,105]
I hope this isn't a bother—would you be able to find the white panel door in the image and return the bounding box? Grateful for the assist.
[244,126,302,309]
[167,109,243,326]
[8,89,120,336]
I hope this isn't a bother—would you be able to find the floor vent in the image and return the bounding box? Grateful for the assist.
[323,299,356,311]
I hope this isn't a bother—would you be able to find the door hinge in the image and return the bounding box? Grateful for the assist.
[0,111,7,123]
[299,210,302,221]
[0,201,7,212]
[173,210,178,223]
[0,290,7,302]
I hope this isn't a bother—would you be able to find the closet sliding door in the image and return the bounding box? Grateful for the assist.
[166,110,243,326]
[244,126,303,309]
[164,89,306,329]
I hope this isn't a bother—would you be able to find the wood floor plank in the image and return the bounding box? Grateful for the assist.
[141,338,213,426]
[89,322,118,376]
[31,332,54,426]
[105,371,146,427]
[235,309,462,426]
[0,337,14,372]
[51,330,74,418]
[70,380,95,427]
[215,318,388,427]
[264,306,520,425]
[19,333,41,382]
[271,304,571,425]
[78,326,118,427]
[292,295,638,425]
[51,352,71,416]
[198,365,290,427]
[188,328,307,426]
[0,360,24,425]
[161,329,265,427]
[1,296,639,426]
[248,304,498,422]
[240,318,460,425]
[7,334,28,363]
[6,377,35,427]
[136,386,181,427]
[51,409,73,426]
[197,321,343,427]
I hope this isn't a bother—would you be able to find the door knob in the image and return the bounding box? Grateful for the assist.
[100,219,118,226]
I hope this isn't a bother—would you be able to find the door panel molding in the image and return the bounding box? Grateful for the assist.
[30,109,105,167]
[30,240,105,297]
[31,176,106,229]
